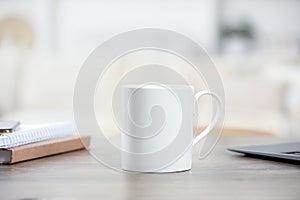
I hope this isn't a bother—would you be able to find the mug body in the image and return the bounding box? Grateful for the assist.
[121,85,195,172]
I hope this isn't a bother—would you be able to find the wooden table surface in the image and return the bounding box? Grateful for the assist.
[0,135,299,200]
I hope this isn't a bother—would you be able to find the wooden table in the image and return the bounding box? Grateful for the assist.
[0,136,299,200]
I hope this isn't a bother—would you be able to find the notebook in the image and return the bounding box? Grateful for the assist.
[0,122,77,148]
[0,135,91,164]
[0,122,91,164]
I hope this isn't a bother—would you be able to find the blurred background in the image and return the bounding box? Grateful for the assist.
[0,0,299,137]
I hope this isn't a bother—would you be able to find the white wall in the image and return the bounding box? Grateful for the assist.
[0,0,219,55]
[56,0,219,55]
[1,0,299,55]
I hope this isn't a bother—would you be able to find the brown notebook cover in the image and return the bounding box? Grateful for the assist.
[0,135,91,164]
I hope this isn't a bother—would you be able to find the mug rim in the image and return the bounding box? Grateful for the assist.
[121,84,194,90]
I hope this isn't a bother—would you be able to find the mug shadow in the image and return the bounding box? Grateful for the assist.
[123,171,193,199]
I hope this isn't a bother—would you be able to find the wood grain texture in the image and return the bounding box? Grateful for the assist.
[0,136,299,200]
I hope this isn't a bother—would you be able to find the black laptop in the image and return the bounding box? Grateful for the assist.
[228,142,300,163]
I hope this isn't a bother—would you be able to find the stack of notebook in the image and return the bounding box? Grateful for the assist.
[0,122,90,164]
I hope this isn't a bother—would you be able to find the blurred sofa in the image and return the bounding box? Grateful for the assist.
[0,51,298,136]
[0,51,80,124]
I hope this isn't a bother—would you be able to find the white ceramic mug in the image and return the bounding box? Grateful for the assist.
[120,84,222,172]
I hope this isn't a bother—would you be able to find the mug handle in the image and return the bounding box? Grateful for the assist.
[192,90,223,158]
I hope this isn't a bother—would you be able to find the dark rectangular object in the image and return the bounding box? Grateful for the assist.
[228,142,300,163]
